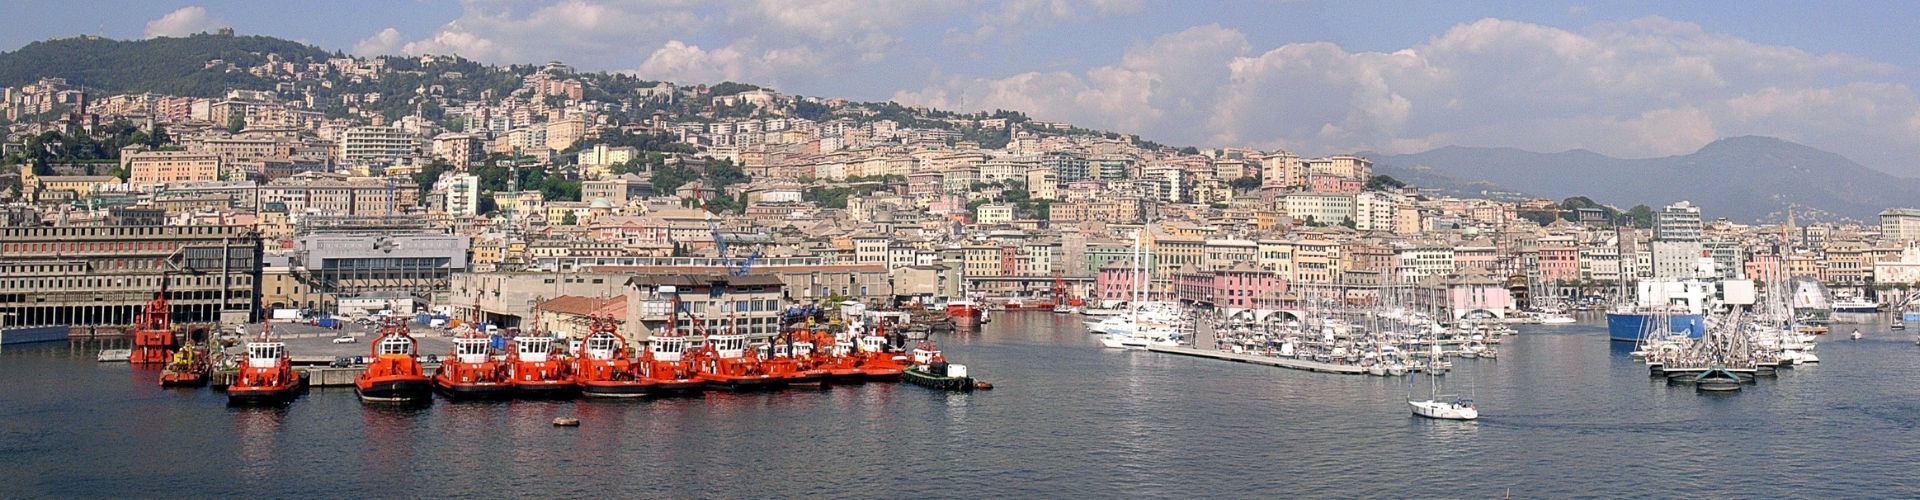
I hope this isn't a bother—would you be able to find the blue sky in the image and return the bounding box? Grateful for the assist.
[7,1,1920,176]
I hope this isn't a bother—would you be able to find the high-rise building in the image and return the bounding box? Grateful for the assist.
[337,125,417,166]
[1881,208,1920,242]
[1651,201,1706,279]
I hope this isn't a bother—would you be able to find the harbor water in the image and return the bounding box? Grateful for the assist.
[4,313,1920,497]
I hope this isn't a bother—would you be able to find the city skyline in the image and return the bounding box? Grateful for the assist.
[5,1,1920,177]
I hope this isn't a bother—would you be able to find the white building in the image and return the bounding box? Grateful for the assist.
[338,126,417,166]
[437,173,480,218]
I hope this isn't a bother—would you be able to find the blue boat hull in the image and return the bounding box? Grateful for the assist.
[1904,312,1920,323]
[1,326,68,345]
[1606,313,1705,342]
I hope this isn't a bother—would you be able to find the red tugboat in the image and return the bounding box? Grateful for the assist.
[573,314,653,398]
[432,324,512,400]
[354,317,433,403]
[815,328,868,383]
[761,334,828,389]
[507,328,578,398]
[637,288,706,396]
[694,321,780,391]
[851,321,907,381]
[226,324,302,405]
[129,282,178,365]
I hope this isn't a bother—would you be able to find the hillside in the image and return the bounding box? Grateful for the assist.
[1370,136,1920,221]
[0,33,330,97]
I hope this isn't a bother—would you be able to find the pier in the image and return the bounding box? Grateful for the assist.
[211,364,442,387]
[1144,345,1367,375]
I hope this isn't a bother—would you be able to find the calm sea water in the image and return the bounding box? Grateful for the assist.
[4,313,1919,498]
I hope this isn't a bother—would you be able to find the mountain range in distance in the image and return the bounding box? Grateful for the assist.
[1368,136,1918,222]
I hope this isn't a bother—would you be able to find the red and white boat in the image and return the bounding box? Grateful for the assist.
[854,322,906,381]
[226,324,302,405]
[507,329,578,398]
[432,324,512,400]
[946,299,985,328]
[694,327,780,391]
[761,337,828,389]
[636,286,706,396]
[573,314,653,398]
[354,318,433,403]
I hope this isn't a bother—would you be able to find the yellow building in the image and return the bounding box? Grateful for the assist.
[126,150,221,185]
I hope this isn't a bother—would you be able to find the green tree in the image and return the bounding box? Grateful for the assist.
[1229,176,1263,193]
[225,112,246,133]
[413,161,451,199]
[1340,217,1357,229]
[561,211,578,225]
[1626,204,1655,228]
[1365,175,1405,191]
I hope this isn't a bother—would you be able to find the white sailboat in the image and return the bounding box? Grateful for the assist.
[1100,229,1183,349]
[1409,345,1477,420]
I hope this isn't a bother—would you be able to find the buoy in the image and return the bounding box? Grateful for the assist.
[552,417,580,427]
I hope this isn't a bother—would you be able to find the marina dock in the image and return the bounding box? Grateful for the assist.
[212,364,442,387]
[1145,345,1367,375]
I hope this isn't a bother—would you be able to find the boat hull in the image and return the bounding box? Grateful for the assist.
[580,380,656,398]
[356,377,433,403]
[226,385,301,405]
[1410,400,1478,420]
[903,367,975,391]
[645,379,708,396]
[159,372,207,387]
[1606,313,1706,342]
[699,374,780,392]
[511,381,582,399]
[434,381,514,400]
[779,371,829,389]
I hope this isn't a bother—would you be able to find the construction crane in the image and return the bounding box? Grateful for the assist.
[703,204,761,277]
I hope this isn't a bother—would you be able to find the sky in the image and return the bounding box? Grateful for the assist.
[7,1,1920,176]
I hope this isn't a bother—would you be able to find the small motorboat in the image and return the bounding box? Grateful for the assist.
[1893,320,1907,331]
[552,417,580,427]
[1851,330,1864,341]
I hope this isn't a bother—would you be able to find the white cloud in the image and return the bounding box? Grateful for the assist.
[896,16,1920,175]
[632,40,825,87]
[143,6,225,39]
[352,28,404,56]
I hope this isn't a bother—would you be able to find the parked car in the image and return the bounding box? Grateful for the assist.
[331,335,357,344]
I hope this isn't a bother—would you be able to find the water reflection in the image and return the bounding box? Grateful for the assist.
[231,405,287,482]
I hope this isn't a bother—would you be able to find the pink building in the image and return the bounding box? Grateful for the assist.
[1306,175,1363,194]
[1448,275,1515,319]
[1096,261,1149,302]
[1173,262,1286,309]
[1537,245,1580,283]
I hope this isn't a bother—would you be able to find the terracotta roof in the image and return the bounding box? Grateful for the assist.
[535,295,627,317]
